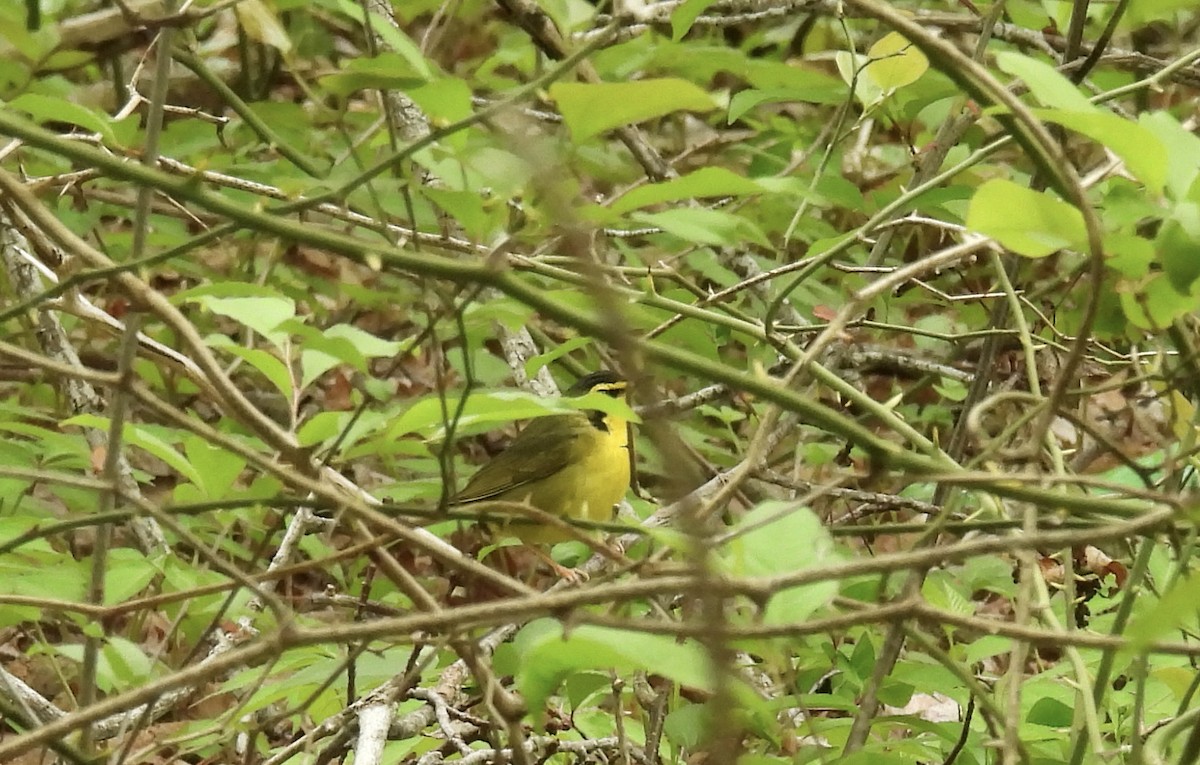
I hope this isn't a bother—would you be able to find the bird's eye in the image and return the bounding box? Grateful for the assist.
[598,385,625,398]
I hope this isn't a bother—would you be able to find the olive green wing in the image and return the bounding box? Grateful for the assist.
[453,414,590,503]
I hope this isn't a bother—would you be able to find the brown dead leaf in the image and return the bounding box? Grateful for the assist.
[90,445,107,474]
[106,296,129,320]
[286,244,341,281]
[1093,387,1128,415]
[1037,555,1064,587]
[1077,545,1128,591]
[323,370,354,411]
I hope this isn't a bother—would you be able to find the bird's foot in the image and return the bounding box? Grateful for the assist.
[529,545,588,583]
[549,560,589,583]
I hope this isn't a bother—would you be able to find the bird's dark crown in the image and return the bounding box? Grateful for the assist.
[568,370,626,397]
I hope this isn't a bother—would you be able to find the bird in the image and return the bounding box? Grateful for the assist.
[454,370,632,577]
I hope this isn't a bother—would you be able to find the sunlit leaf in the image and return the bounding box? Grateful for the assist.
[1118,272,1200,329]
[995,51,1093,112]
[186,295,296,347]
[720,503,838,624]
[8,94,117,144]
[235,0,293,53]
[611,167,763,214]
[966,179,1087,257]
[105,550,160,604]
[512,619,713,713]
[550,79,716,141]
[631,207,771,247]
[1159,202,1200,291]
[671,0,719,39]
[331,0,432,76]
[1141,111,1200,200]
[835,51,882,107]
[64,415,204,487]
[319,53,429,96]
[1033,108,1167,193]
[864,32,929,93]
[208,336,294,399]
[182,436,247,501]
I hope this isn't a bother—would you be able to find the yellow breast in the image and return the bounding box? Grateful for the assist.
[504,413,629,544]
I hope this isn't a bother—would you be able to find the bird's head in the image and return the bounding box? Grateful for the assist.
[568,371,629,433]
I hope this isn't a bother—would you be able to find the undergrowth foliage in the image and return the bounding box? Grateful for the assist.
[0,1,1198,763]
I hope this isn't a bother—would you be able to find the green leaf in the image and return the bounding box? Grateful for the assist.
[563,671,612,710]
[105,550,159,604]
[388,390,572,441]
[863,32,929,93]
[0,549,86,602]
[963,635,1014,664]
[208,336,293,399]
[663,703,709,748]
[550,79,715,141]
[0,13,58,61]
[299,351,351,393]
[273,320,372,389]
[1159,202,1200,291]
[1128,0,1200,23]
[877,680,914,708]
[631,207,770,247]
[727,66,846,122]
[319,53,430,97]
[64,415,203,487]
[524,337,591,379]
[183,436,247,501]
[848,634,877,681]
[405,77,474,128]
[1026,696,1074,727]
[8,94,117,145]
[295,322,404,392]
[422,187,499,240]
[1106,232,1156,278]
[726,89,784,122]
[1032,108,1167,193]
[671,0,719,40]
[966,179,1087,257]
[838,33,927,109]
[42,50,95,72]
[1119,272,1199,330]
[995,51,1093,112]
[331,0,433,78]
[1128,573,1200,648]
[327,324,403,358]
[1140,111,1200,200]
[0,517,54,555]
[186,295,296,347]
[512,618,713,713]
[536,0,595,32]
[835,51,881,108]
[59,637,159,693]
[611,167,764,214]
[720,503,838,624]
[235,0,292,53]
[298,411,346,447]
[934,377,968,402]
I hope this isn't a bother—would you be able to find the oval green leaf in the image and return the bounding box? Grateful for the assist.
[966,179,1087,258]
[550,79,715,141]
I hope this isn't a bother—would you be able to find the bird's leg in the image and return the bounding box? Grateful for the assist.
[604,537,626,560]
[528,544,588,583]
